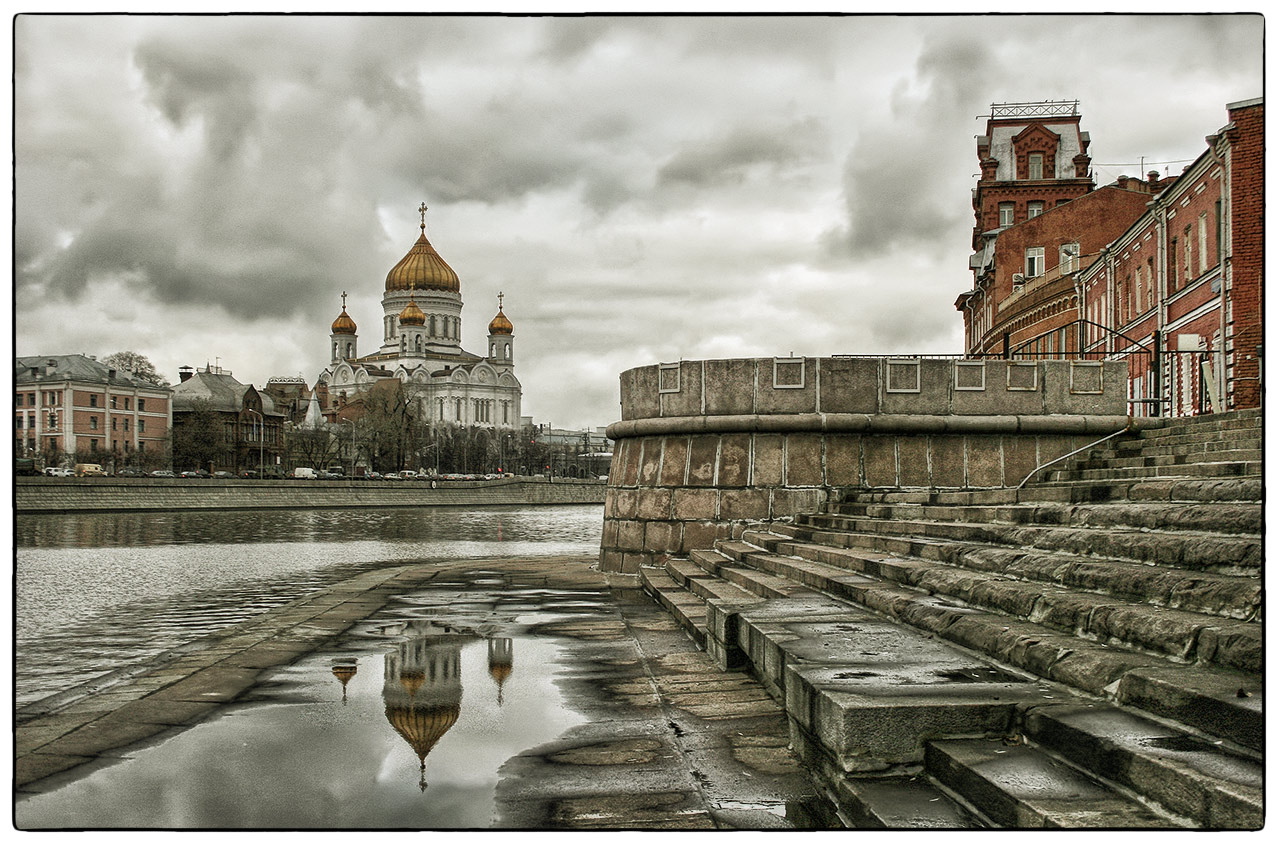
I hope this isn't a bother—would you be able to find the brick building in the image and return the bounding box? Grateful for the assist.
[171,364,286,473]
[1077,97,1263,416]
[13,354,172,468]
[957,98,1263,417]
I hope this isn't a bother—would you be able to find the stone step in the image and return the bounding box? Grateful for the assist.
[799,513,1261,574]
[689,548,809,599]
[845,477,1263,506]
[638,566,708,647]
[1106,436,1262,456]
[833,775,982,828]
[1047,460,1261,483]
[1134,412,1262,438]
[924,739,1183,828]
[745,528,1260,672]
[1023,703,1263,829]
[1073,449,1263,470]
[716,535,1263,752]
[835,500,1261,536]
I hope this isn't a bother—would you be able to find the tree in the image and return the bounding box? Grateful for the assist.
[171,398,227,471]
[103,351,169,387]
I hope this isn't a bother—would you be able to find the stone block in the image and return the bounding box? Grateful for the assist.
[602,519,619,548]
[660,360,703,417]
[616,519,646,552]
[704,359,757,416]
[756,359,818,414]
[771,488,824,518]
[752,435,785,486]
[638,439,662,485]
[681,520,727,552]
[720,488,770,521]
[622,366,661,421]
[785,434,823,486]
[949,361,1046,416]
[612,488,638,519]
[672,488,717,521]
[658,437,689,486]
[863,437,897,487]
[897,436,930,487]
[599,548,626,572]
[823,435,862,486]
[717,434,752,487]
[635,488,673,520]
[818,357,879,414]
[929,436,966,487]
[686,436,720,486]
[645,520,682,553]
[965,435,1004,487]
[880,358,950,416]
[619,553,650,574]
[1002,435,1039,487]
[617,439,641,486]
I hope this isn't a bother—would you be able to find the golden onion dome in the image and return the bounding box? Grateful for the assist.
[331,308,357,335]
[386,225,460,293]
[488,292,513,335]
[398,297,426,326]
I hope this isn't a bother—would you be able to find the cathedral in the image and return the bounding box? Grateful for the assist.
[318,205,522,430]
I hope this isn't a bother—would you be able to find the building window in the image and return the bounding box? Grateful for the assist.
[123,419,129,432]
[1059,242,1079,273]
[89,395,98,408]
[1028,153,1044,180]
[110,396,118,409]
[138,399,146,412]
[112,418,118,431]
[1183,226,1193,281]
[998,203,1014,227]
[90,416,98,430]
[15,394,22,406]
[139,419,146,433]
[1027,201,1044,219]
[1025,247,1045,278]
[1198,213,1209,273]
[1168,237,1178,292]
[90,440,98,453]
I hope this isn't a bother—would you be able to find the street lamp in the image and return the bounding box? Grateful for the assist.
[244,408,265,478]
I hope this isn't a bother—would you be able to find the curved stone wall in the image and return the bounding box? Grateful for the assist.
[600,356,1135,573]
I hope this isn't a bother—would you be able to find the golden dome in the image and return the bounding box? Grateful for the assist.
[386,226,460,293]
[488,292,513,335]
[398,297,426,326]
[331,308,357,335]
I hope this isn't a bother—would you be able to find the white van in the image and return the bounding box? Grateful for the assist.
[293,467,317,479]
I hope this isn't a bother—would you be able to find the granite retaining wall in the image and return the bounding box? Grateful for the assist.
[601,357,1141,573]
[14,477,606,514]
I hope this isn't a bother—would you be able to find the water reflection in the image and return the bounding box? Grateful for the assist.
[383,622,468,791]
[331,658,358,703]
[488,638,513,706]
[16,506,602,709]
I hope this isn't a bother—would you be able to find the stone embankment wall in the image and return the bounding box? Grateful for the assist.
[601,356,1140,573]
[15,477,605,514]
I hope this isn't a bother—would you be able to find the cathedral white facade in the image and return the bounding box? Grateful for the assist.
[317,205,522,429]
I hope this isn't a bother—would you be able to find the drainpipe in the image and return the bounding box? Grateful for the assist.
[1152,196,1168,415]
[1203,132,1229,411]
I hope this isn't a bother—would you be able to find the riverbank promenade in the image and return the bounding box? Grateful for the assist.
[16,554,833,830]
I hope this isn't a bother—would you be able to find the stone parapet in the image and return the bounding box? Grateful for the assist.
[601,356,1133,573]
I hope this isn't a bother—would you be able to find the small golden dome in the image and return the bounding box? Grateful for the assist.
[488,292,513,335]
[386,226,460,293]
[331,308,357,335]
[399,297,426,326]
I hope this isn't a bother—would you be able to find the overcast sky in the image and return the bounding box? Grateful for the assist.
[11,12,1263,429]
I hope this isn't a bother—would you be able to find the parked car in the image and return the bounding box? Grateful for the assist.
[213,471,236,478]
[44,466,73,477]
[180,469,209,478]
[239,470,259,479]
[115,467,144,477]
[260,467,287,479]
[75,463,107,477]
[365,471,383,480]
[383,472,403,481]
[150,470,175,478]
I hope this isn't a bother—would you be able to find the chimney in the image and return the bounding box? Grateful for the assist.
[1147,170,1159,185]
[178,366,194,383]
[1116,175,1129,189]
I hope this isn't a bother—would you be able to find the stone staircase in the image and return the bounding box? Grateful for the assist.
[638,408,1263,829]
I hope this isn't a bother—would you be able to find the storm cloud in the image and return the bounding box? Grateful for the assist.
[12,14,1263,428]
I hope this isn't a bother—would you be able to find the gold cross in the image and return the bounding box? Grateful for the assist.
[341,290,347,310]
[418,202,428,229]
[498,291,504,310]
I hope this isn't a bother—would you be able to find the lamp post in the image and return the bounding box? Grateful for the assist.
[244,408,265,478]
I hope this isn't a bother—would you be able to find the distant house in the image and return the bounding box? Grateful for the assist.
[171,364,286,473]
[14,354,172,469]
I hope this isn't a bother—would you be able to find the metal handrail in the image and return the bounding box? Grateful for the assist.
[1017,421,1134,489]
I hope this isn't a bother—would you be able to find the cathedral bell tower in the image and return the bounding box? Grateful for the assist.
[330,292,358,364]
[487,292,514,372]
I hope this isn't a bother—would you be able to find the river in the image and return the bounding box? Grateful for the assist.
[15,504,604,709]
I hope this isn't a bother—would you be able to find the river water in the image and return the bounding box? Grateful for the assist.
[15,505,604,709]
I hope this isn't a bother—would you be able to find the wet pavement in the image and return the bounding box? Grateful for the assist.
[15,555,837,830]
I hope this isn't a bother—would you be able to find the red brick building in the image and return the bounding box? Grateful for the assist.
[14,354,173,469]
[1078,97,1263,416]
[957,98,1263,417]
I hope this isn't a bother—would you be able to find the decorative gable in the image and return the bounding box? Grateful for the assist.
[1011,124,1061,180]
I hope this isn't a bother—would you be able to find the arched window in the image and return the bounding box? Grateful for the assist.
[490,342,496,358]
[332,341,338,359]
[400,335,406,352]
[345,342,353,358]
[415,336,422,353]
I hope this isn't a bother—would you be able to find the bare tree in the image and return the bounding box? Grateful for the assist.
[103,351,169,387]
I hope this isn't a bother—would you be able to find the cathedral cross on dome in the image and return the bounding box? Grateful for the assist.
[341,290,347,310]
[418,202,428,230]
[498,291,504,310]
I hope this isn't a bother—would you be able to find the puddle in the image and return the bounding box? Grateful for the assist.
[17,595,592,829]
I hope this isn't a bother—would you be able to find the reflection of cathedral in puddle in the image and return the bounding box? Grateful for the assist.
[487,637,513,706]
[331,658,358,703]
[382,622,466,791]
